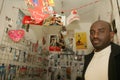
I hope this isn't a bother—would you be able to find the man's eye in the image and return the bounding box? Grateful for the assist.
[99,30,104,33]
[90,31,94,35]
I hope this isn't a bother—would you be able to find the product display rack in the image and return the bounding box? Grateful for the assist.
[0,27,44,80]
[47,51,84,80]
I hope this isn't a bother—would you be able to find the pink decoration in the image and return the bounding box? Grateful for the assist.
[8,30,25,42]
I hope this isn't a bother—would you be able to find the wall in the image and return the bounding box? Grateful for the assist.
[94,0,112,22]
[0,0,6,43]
[111,0,120,44]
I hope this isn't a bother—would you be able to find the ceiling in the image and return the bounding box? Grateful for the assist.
[53,0,100,22]
[22,0,101,23]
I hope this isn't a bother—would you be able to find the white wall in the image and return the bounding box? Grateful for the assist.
[0,0,7,43]
[94,0,112,22]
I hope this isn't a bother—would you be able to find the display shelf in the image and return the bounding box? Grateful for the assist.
[47,50,84,80]
[0,28,44,80]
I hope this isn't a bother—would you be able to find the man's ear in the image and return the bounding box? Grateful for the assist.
[110,31,115,41]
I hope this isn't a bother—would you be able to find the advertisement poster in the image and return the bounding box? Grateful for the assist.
[75,32,87,49]
[16,9,25,29]
[49,34,61,51]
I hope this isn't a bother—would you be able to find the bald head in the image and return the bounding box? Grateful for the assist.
[91,20,112,32]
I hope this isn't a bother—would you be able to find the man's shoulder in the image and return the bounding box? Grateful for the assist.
[111,42,120,56]
[111,42,120,49]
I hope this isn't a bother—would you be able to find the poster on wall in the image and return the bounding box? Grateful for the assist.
[49,34,61,51]
[16,9,25,29]
[75,32,87,49]
[43,14,66,26]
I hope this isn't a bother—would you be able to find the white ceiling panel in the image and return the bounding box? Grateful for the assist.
[53,0,100,22]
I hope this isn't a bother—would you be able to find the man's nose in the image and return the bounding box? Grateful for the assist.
[93,32,99,38]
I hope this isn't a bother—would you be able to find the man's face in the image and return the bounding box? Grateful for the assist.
[90,21,113,51]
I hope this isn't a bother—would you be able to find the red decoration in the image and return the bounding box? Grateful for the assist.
[8,30,25,42]
[29,8,49,23]
[49,46,61,51]
[27,0,53,23]
[20,66,27,72]
[22,15,43,25]
[72,10,77,14]
[66,9,80,25]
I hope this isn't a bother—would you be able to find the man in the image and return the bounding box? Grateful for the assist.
[82,20,120,80]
